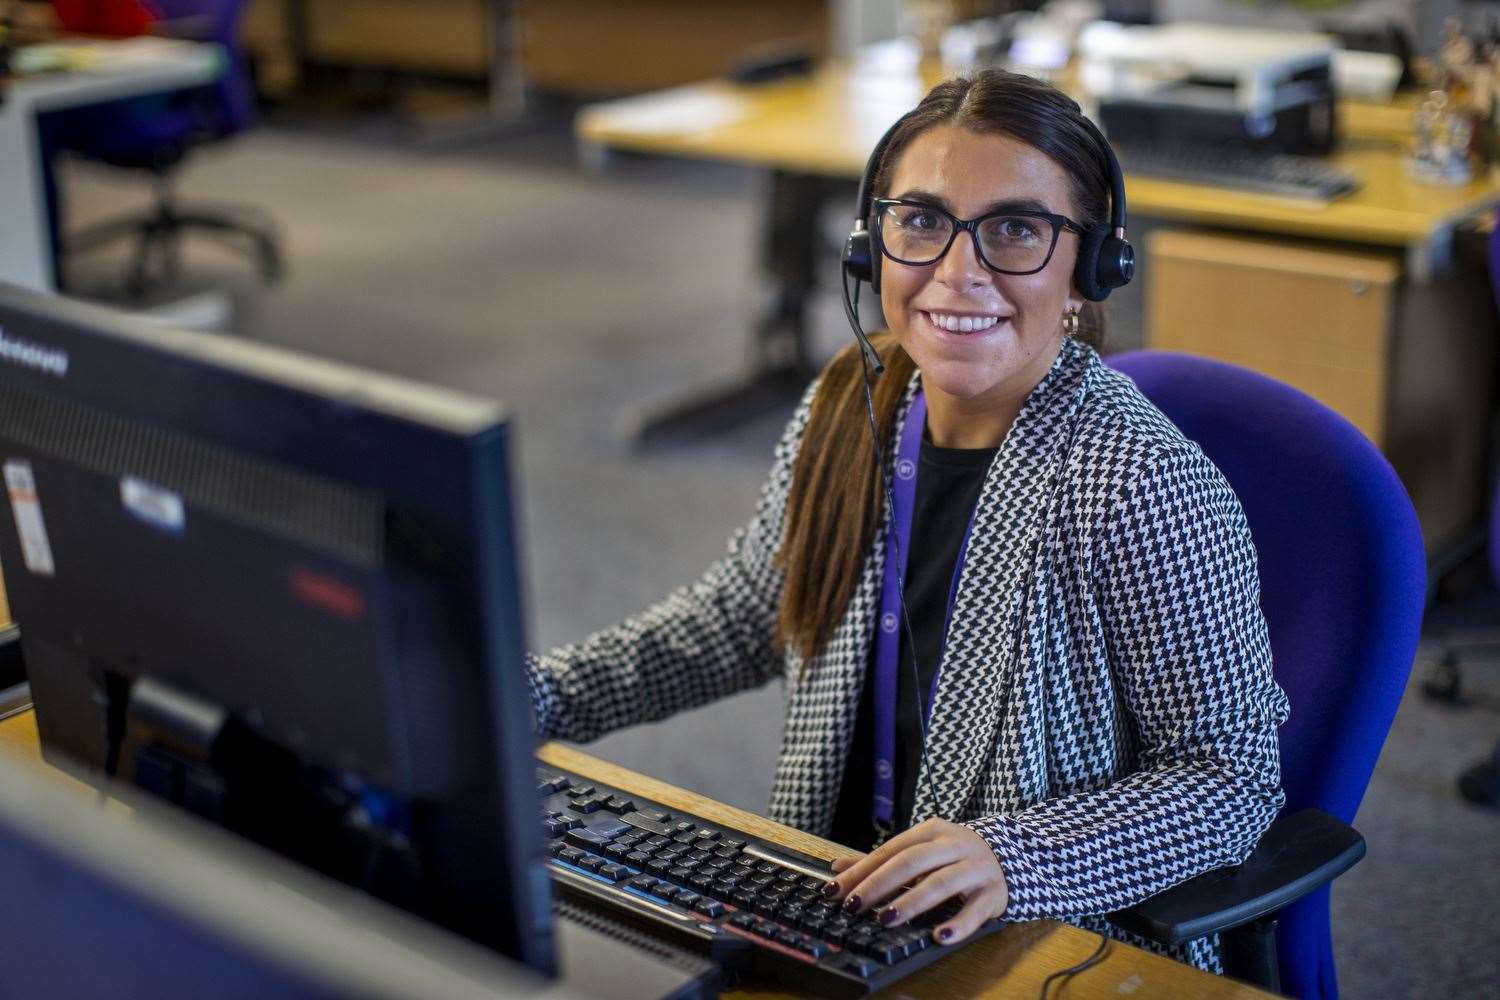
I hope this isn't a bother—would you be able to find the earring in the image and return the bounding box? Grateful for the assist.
[1062,310,1080,337]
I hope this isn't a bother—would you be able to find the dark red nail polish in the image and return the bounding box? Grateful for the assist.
[879,907,900,927]
[937,927,954,943]
[843,894,861,912]
[821,881,839,897]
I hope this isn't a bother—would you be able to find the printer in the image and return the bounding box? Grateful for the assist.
[1078,22,1339,154]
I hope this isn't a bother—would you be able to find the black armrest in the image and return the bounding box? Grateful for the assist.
[1108,809,1365,946]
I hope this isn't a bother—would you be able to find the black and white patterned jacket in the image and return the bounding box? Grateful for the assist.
[527,336,1290,970]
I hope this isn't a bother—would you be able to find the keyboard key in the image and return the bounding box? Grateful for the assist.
[622,812,675,838]
[728,913,756,930]
[668,866,694,882]
[597,863,628,883]
[870,935,906,965]
[578,856,604,872]
[572,796,605,814]
[799,876,826,892]
[689,873,716,892]
[584,816,631,839]
[636,809,671,824]
[674,891,700,908]
[710,880,739,900]
[693,838,719,853]
[729,865,756,880]
[714,846,741,860]
[643,836,670,850]
[603,842,631,861]
[564,829,610,851]
[648,883,680,903]
[567,785,596,799]
[604,796,635,813]
[693,898,725,918]
[674,832,698,844]
[625,850,650,867]
[672,821,697,835]
[694,828,719,841]
[627,875,658,893]
[722,837,747,850]
[797,937,830,959]
[557,846,584,864]
[755,861,779,875]
[773,927,802,948]
[844,956,880,978]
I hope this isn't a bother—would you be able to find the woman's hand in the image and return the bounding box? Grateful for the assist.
[823,819,1008,944]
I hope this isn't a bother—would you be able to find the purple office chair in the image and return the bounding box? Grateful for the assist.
[1104,351,1427,1000]
[44,0,280,297]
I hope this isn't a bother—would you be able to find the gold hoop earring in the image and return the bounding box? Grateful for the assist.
[1062,310,1080,337]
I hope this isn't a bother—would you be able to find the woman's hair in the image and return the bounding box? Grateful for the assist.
[773,70,1114,661]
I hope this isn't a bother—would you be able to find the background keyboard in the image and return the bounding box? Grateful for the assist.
[538,767,1002,997]
[1119,142,1362,201]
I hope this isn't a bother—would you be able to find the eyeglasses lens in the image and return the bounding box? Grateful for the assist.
[878,205,1056,273]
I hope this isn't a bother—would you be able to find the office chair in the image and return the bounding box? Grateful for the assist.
[50,0,281,298]
[1104,351,1427,1000]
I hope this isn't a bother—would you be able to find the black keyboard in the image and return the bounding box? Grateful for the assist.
[1119,142,1362,201]
[538,767,1002,997]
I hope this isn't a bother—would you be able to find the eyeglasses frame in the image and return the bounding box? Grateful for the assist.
[871,198,1086,276]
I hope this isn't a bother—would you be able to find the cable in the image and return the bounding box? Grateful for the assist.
[1037,930,1110,999]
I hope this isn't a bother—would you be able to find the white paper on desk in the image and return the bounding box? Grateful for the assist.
[582,88,749,135]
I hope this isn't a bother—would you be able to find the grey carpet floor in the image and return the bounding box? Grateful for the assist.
[58,121,1499,998]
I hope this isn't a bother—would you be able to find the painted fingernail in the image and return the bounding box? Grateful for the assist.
[821,881,840,897]
[879,907,901,927]
[843,894,862,912]
[937,927,954,943]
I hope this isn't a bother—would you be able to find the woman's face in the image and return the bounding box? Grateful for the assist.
[878,124,1085,412]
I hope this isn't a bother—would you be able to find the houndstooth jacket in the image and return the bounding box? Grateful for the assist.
[526,336,1290,971]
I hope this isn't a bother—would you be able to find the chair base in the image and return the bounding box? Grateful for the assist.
[67,194,282,302]
[1458,743,1500,807]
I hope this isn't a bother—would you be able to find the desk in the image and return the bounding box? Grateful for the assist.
[0,707,1278,999]
[575,56,1500,559]
[0,36,224,292]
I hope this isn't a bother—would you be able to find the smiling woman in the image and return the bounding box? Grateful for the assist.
[526,69,1288,979]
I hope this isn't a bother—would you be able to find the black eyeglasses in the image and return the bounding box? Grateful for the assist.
[872,198,1084,276]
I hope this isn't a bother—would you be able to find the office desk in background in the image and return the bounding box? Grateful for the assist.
[0,36,224,293]
[0,707,1280,999]
[575,56,1500,561]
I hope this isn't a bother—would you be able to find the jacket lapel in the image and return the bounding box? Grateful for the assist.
[767,374,922,836]
[912,338,1095,823]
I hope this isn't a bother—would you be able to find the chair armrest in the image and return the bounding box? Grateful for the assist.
[1107,809,1365,946]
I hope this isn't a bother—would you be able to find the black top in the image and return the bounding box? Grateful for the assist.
[829,436,997,851]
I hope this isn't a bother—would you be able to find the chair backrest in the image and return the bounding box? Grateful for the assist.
[149,0,256,134]
[1106,351,1426,1000]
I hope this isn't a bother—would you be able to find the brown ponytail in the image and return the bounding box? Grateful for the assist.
[775,333,915,660]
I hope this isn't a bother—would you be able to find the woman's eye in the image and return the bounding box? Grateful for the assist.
[900,211,942,231]
[999,219,1041,241]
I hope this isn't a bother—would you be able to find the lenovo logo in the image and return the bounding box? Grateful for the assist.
[0,327,69,377]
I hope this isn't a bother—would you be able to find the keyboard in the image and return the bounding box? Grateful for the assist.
[538,767,1002,997]
[1119,142,1362,201]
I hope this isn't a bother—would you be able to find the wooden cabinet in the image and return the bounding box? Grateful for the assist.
[1146,228,1497,555]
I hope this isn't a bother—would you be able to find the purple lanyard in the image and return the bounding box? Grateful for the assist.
[872,388,979,830]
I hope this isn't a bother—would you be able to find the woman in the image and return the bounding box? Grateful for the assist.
[527,70,1289,972]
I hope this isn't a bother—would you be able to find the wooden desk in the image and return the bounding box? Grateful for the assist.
[0,708,1276,999]
[577,61,1497,280]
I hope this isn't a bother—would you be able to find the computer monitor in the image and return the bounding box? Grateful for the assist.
[0,751,574,1000]
[0,282,552,973]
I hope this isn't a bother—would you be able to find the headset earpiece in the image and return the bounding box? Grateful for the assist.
[842,226,874,286]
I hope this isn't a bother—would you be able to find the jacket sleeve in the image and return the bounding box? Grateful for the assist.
[523,381,818,743]
[962,445,1290,921]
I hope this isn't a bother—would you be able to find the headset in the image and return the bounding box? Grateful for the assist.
[839,104,1135,374]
